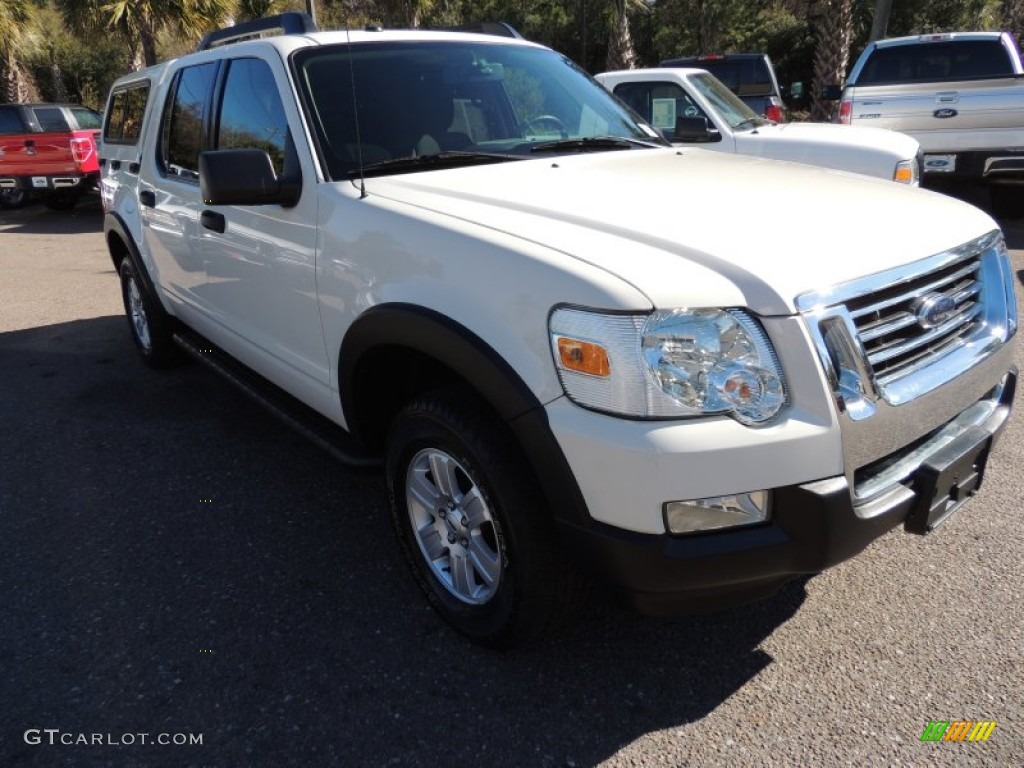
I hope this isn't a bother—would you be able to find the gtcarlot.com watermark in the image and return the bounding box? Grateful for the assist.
[24,729,203,747]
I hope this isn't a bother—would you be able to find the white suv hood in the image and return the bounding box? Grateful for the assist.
[367,148,996,315]
[736,122,920,172]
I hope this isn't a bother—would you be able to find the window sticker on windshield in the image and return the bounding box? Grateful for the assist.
[651,98,677,130]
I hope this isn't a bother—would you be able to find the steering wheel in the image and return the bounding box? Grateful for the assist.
[523,114,569,138]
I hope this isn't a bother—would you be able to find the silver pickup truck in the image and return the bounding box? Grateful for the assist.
[837,31,1024,217]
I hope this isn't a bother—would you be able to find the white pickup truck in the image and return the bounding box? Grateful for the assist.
[597,68,921,184]
[100,14,1017,647]
[837,32,1024,217]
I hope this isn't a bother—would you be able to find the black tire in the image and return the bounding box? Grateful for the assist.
[386,390,587,648]
[990,185,1024,220]
[43,190,81,210]
[0,189,30,209]
[118,258,183,369]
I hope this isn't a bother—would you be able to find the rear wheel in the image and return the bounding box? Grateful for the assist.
[0,189,29,209]
[43,189,81,211]
[990,185,1023,220]
[119,258,182,368]
[386,390,586,647]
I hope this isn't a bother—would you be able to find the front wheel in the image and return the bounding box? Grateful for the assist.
[386,390,586,647]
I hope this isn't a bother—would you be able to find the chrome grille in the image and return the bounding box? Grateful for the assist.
[846,255,983,387]
[797,230,1016,411]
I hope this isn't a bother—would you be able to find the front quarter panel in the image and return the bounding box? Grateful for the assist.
[315,181,655,420]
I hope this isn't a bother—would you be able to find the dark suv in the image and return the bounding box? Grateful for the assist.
[659,53,787,122]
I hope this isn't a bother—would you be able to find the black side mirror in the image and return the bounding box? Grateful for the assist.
[673,116,721,143]
[199,149,301,207]
[820,84,842,101]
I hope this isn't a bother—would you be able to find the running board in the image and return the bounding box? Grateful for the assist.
[173,330,381,470]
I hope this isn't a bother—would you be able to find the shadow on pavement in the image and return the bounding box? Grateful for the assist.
[0,195,103,235]
[0,316,806,767]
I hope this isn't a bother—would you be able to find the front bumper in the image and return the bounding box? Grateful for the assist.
[554,368,1015,615]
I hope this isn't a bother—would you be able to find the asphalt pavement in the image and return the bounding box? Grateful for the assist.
[1,190,1022,767]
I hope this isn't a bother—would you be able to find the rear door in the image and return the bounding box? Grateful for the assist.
[141,61,219,310]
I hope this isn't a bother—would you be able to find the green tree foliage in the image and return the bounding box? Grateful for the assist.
[55,0,236,69]
[3,0,1023,113]
[0,0,43,101]
[24,5,132,108]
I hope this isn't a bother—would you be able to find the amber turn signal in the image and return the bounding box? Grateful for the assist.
[556,337,611,376]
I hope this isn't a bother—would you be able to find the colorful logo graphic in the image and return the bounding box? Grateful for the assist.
[920,720,996,742]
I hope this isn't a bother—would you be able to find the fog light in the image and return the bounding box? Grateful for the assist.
[664,491,770,534]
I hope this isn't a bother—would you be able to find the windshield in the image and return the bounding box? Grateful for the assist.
[687,73,768,129]
[293,41,661,178]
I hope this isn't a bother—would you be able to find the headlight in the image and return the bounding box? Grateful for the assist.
[549,307,787,425]
[894,157,919,185]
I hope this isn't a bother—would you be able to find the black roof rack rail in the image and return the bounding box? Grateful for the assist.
[447,22,522,39]
[197,12,318,52]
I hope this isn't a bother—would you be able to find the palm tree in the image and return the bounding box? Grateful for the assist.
[235,0,282,22]
[607,0,651,70]
[810,0,854,122]
[0,0,41,102]
[56,0,235,70]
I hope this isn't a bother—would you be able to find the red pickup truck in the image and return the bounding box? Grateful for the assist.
[0,102,102,210]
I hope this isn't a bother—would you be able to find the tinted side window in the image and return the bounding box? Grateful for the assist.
[33,107,70,132]
[700,61,772,96]
[216,58,288,174]
[71,107,102,131]
[161,63,217,181]
[0,107,26,134]
[612,82,708,140]
[105,84,151,144]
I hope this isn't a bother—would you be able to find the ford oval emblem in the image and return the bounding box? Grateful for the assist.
[933,108,958,119]
[915,294,957,329]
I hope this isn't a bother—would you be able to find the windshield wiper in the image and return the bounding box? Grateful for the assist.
[734,118,772,131]
[350,151,520,177]
[528,136,660,154]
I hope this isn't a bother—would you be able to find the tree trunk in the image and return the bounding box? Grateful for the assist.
[606,2,637,71]
[810,0,854,122]
[3,51,31,103]
[869,0,893,42]
[1004,0,1024,39]
[50,59,69,103]
[140,15,159,68]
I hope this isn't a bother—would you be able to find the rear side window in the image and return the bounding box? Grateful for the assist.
[216,58,289,175]
[0,107,26,134]
[160,62,218,181]
[105,83,151,144]
[32,107,70,132]
[71,107,102,131]
[858,41,1014,84]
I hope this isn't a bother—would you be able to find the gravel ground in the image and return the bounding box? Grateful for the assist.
[1,193,1021,767]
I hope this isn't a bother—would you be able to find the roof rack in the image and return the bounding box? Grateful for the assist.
[197,12,318,52]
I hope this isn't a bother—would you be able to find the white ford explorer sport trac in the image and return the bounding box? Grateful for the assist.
[100,14,1018,646]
